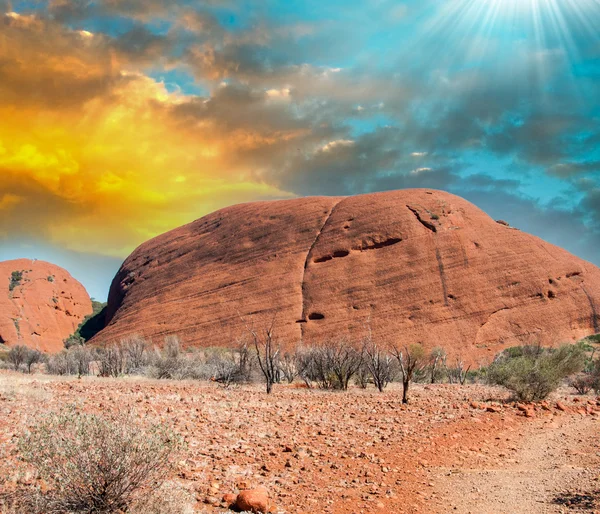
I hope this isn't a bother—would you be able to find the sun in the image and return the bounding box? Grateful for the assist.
[413,0,600,77]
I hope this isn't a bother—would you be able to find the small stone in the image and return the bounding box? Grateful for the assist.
[222,493,237,505]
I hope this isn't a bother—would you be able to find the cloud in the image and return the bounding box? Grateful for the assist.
[0,13,294,257]
[1,0,600,283]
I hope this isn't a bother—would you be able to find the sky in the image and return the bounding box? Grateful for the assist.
[0,0,599,301]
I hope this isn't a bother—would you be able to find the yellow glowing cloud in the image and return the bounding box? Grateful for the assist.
[0,13,297,258]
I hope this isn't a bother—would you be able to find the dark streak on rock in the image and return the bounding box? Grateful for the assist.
[435,247,449,306]
[300,199,345,341]
[582,287,599,333]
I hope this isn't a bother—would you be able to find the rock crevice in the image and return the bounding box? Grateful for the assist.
[299,198,345,338]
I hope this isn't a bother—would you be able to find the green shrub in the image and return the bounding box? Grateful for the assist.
[9,270,23,292]
[487,344,585,401]
[63,333,85,349]
[16,408,180,513]
[591,359,600,394]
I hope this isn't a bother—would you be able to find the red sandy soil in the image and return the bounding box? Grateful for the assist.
[0,372,598,513]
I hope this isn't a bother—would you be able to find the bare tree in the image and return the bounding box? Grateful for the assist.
[391,343,426,403]
[363,338,394,392]
[97,346,126,378]
[24,348,42,374]
[428,347,447,384]
[247,318,280,394]
[321,339,363,391]
[7,345,28,371]
[445,356,471,385]
[235,337,254,383]
[69,346,93,377]
[206,349,239,387]
[122,336,147,373]
[279,352,298,384]
[354,363,370,389]
[295,347,316,388]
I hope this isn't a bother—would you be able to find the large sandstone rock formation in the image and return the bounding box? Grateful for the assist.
[0,259,92,353]
[96,189,600,362]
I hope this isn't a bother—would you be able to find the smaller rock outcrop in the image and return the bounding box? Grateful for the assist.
[0,259,92,353]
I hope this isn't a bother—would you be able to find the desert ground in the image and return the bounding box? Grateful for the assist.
[0,371,598,514]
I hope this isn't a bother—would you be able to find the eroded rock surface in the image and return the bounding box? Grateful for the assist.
[0,259,92,353]
[96,189,600,361]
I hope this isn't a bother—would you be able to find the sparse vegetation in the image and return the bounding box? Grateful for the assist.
[391,343,426,403]
[63,300,108,347]
[146,336,200,380]
[7,345,28,371]
[427,347,447,384]
[15,408,180,513]
[46,346,94,376]
[444,356,471,385]
[248,319,281,394]
[24,348,42,374]
[487,343,586,401]
[279,352,298,384]
[9,270,23,292]
[63,333,85,349]
[363,337,394,392]
[297,339,363,390]
[569,373,595,395]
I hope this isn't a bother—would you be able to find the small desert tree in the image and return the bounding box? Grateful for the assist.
[363,337,394,392]
[444,355,471,385]
[279,352,298,384]
[69,346,94,377]
[295,347,318,388]
[206,348,240,387]
[320,339,363,391]
[122,335,148,373]
[17,408,180,513]
[7,345,28,371]
[24,348,42,374]
[248,318,280,394]
[391,343,426,403]
[427,347,447,384]
[97,345,126,378]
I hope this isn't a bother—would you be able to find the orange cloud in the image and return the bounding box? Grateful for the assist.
[0,12,297,258]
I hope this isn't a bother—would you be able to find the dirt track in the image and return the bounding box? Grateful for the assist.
[431,410,600,513]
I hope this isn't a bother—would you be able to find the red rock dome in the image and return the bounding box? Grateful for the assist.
[95,189,600,362]
[0,259,93,353]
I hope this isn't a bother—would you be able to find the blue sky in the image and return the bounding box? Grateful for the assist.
[0,0,599,300]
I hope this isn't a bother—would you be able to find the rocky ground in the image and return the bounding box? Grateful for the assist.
[0,372,598,513]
